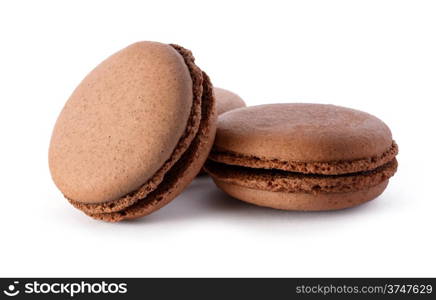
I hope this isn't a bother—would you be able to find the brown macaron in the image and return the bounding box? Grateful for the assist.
[49,41,216,222]
[205,103,398,211]
[214,87,246,115]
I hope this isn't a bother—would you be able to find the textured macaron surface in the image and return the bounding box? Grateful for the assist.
[57,43,216,222]
[210,104,397,174]
[49,42,195,204]
[214,87,246,115]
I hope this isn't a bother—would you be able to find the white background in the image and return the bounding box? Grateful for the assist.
[0,0,435,277]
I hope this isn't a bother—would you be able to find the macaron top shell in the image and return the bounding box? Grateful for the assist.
[49,42,195,204]
[214,88,246,115]
[214,103,394,163]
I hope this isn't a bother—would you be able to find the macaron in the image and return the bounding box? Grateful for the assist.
[49,41,216,221]
[214,87,246,115]
[205,103,398,211]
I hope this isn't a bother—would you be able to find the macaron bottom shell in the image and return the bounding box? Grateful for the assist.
[212,179,389,211]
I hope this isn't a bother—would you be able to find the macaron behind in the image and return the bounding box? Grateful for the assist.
[214,88,246,115]
[205,103,398,211]
[49,41,216,221]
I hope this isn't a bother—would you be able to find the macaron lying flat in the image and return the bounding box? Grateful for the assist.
[49,41,216,221]
[205,103,398,210]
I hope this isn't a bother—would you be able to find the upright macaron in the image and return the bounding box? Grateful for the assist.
[205,103,398,211]
[49,41,216,221]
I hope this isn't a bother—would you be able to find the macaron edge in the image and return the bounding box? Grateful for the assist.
[209,141,398,175]
[205,158,397,194]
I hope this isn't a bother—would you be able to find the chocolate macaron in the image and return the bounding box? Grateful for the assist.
[205,103,398,211]
[49,41,216,221]
[214,87,246,115]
